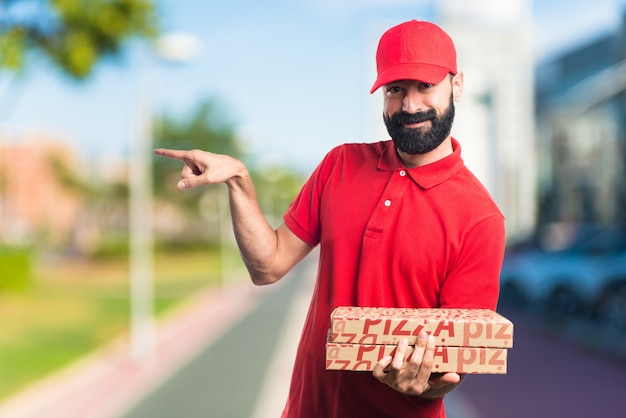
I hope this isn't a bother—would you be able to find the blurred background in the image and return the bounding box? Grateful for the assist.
[1,0,626,417]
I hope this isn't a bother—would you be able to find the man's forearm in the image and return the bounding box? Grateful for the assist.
[225,166,312,285]
[153,147,307,284]
[225,167,281,284]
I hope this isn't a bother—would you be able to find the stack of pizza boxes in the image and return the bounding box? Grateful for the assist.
[326,307,513,374]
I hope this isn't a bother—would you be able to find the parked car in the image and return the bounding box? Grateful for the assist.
[591,250,626,335]
[499,224,626,333]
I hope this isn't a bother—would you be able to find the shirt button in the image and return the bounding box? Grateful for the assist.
[384,200,392,207]
[399,170,407,176]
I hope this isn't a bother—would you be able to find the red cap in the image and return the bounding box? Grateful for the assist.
[370,20,457,94]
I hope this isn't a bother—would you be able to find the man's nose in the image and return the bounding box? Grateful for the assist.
[402,90,424,114]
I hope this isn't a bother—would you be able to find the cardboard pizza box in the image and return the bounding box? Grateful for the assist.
[325,342,507,374]
[330,306,513,348]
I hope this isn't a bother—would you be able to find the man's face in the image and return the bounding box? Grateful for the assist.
[382,77,458,155]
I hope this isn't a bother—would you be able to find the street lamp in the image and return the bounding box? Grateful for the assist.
[129,31,202,362]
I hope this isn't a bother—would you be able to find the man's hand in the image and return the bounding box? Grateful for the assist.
[154,148,246,189]
[372,332,463,398]
[154,147,312,285]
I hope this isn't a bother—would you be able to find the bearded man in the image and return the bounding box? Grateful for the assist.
[156,20,505,418]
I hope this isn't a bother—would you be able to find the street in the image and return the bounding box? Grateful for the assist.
[120,253,626,418]
[452,305,626,418]
[6,251,623,418]
[120,253,316,418]
[120,262,308,418]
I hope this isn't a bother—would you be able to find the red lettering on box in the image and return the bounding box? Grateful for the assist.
[392,320,411,336]
[333,320,346,332]
[325,343,506,373]
[356,344,377,361]
[495,323,513,342]
[434,320,455,338]
[357,334,379,344]
[363,319,383,334]
[334,360,351,370]
[327,346,340,359]
[488,349,506,366]
[463,323,482,346]
[353,361,372,370]
[377,345,389,361]
[330,307,513,349]
[411,323,425,337]
[433,346,449,363]
[383,319,392,334]
[457,347,477,374]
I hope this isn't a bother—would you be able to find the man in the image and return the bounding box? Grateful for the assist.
[155,20,505,418]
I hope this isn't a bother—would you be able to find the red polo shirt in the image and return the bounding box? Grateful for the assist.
[282,139,505,418]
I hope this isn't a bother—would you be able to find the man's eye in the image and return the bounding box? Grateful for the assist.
[420,83,434,89]
[386,86,402,94]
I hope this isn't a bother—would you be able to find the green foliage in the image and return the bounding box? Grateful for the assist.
[0,246,32,292]
[0,249,236,401]
[90,233,130,259]
[0,0,159,79]
[47,147,96,196]
[151,97,307,242]
[249,165,306,225]
[154,99,241,157]
[152,99,243,214]
[0,27,26,69]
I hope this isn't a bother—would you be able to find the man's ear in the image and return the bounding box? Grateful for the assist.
[452,72,464,102]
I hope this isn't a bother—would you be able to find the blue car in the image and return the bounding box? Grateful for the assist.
[499,224,626,333]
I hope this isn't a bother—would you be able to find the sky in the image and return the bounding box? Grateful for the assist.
[1,0,626,174]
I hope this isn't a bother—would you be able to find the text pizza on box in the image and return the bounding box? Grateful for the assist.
[325,343,507,374]
[330,307,513,348]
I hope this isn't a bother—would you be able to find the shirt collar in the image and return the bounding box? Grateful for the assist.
[378,138,465,189]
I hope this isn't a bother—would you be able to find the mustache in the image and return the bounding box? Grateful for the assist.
[390,109,437,126]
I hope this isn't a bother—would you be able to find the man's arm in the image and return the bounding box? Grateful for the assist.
[154,148,313,285]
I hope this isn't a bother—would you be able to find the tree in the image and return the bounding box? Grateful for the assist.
[152,99,306,245]
[152,99,243,212]
[151,99,244,245]
[0,0,159,79]
[0,0,159,256]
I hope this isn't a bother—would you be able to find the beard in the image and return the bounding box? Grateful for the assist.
[384,95,455,155]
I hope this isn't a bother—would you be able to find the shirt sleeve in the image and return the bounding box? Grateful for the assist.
[283,146,342,247]
[439,212,506,310]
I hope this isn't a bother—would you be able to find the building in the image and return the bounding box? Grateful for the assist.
[0,137,83,247]
[437,0,537,242]
[535,12,626,228]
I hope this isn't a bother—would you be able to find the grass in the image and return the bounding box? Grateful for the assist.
[0,246,247,402]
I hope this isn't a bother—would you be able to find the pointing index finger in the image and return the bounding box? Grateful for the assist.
[153,148,189,161]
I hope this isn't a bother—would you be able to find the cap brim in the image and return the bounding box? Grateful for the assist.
[370,63,451,94]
